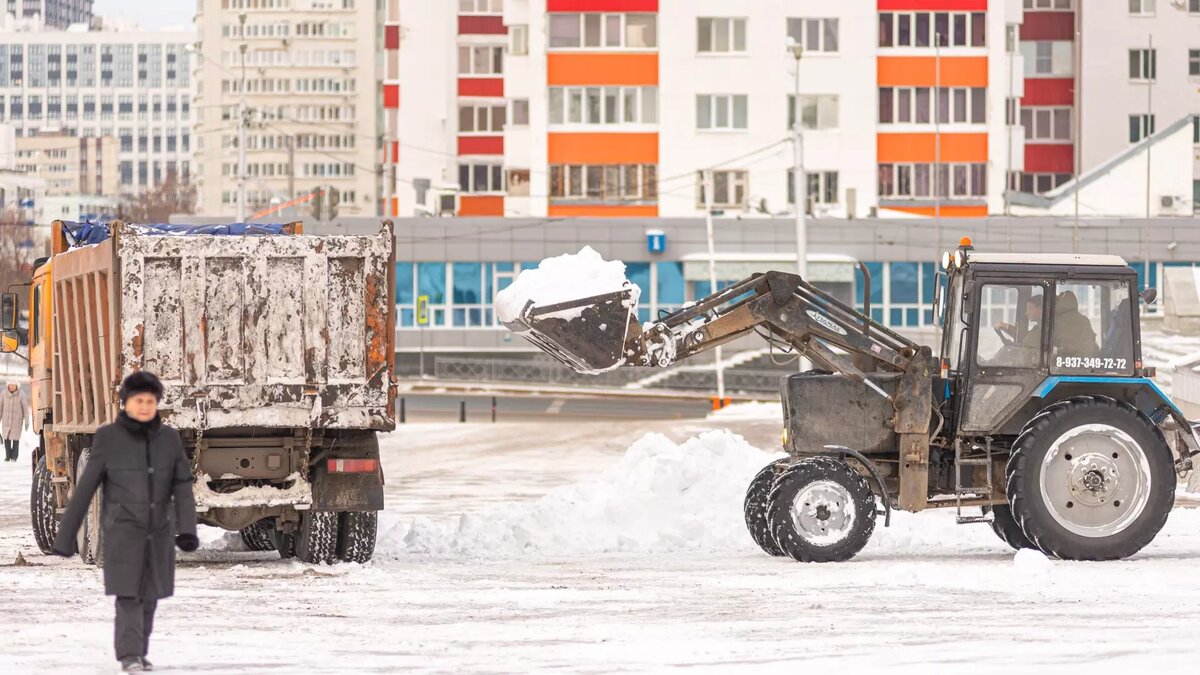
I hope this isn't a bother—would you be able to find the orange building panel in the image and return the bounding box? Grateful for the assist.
[548,53,659,86]
[548,133,658,164]
[877,56,988,87]
[548,204,659,217]
[886,205,988,218]
[458,195,505,216]
[877,133,988,163]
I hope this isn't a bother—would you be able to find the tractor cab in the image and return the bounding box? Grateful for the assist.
[935,238,1154,438]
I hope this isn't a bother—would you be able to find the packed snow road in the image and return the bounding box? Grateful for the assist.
[1,415,1199,674]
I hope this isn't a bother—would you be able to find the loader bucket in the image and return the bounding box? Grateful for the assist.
[503,287,639,373]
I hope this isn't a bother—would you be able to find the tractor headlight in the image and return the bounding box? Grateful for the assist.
[941,251,951,269]
[953,250,964,268]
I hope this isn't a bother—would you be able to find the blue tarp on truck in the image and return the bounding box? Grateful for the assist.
[61,221,296,248]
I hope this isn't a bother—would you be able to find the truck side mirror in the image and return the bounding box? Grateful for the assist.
[1141,287,1158,304]
[0,292,17,331]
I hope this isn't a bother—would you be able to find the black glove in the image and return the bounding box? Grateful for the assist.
[175,533,199,552]
[50,536,76,558]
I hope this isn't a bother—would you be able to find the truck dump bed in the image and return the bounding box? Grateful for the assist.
[49,221,396,434]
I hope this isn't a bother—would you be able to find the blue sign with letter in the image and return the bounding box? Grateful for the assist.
[647,230,666,254]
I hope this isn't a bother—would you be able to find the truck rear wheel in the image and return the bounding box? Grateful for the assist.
[1007,397,1174,561]
[76,449,103,567]
[744,459,789,556]
[338,511,377,564]
[295,510,338,565]
[31,455,60,555]
[239,520,276,552]
[767,457,877,563]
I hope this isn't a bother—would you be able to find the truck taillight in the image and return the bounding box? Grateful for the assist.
[327,459,378,474]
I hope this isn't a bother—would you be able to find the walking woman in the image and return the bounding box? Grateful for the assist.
[0,381,27,461]
[52,372,199,672]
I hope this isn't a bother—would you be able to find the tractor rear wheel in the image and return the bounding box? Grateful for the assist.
[982,505,1034,550]
[744,458,789,556]
[1007,397,1174,561]
[767,457,877,563]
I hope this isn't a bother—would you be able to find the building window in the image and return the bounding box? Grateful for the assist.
[787,17,839,53]
[1129,114,1155,143]
[697,94,748,130]
[1129,0,1155,16]
[1190,50,1200,76]
[1025,0,1073,9]
[548,86,657,125]
[697,17,747,54]
[507,169,530,196]
[1021,107,1072,141]
[459,0,503,13]
[511,99,529,126]
[697,170,749,209]
[1194,115,1200,144]
[1011,172,1072,193]
[878,163,987,198]
[459,103,506,133]
[457,45,504,75]
[788,95,838,130]
[510,25,529,55]
[548,13,657,49]
[879,87,984,124]
[1129,48,1157,81]
[549,164,657,201]
[787,170,840,206]
[458,163,504,193]
[878,12,984,48]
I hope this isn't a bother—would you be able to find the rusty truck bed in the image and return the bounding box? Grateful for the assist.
[48,222,396,434]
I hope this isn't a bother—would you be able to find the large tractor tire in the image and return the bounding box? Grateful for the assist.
[75,449,103,567]
[1007,397,1174,561]
[337,511,378,564]
[295,510,338,565]
[983,504,1034,550]
[31,455,60,555]
[767,457,877,563]
[744,458,789,556]
[239,520,276,552]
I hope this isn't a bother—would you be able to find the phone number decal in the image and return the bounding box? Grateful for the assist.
[1055,356,1127,370]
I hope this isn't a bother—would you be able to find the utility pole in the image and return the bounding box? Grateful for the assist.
[1144,33,1153,291]
[286,134,295,208]
[703,169,726,405]
[934,31,942,245]
[789,41,806,279]
[236,12,248,223]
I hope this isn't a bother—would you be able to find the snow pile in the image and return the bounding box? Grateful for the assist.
[381,430,783,558]
[495,246,639,323]
[707,401,783,422]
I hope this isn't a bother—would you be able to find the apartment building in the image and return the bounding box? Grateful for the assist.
[394,0,1025,219]
[14,131,115,195]
[0,23,194,197]
[4,0,92,29]
[194,0,383,218]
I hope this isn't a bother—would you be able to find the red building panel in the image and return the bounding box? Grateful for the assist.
[458,15,507,35]
[383,84,399,110]
[1023,78,1074,106]
[1025,144,1074,174]
[1019,12,1074,41]
[877,0,987,10]
[458,78,505,97]
[457,136,504,156]
[385,25,400,49]
[459,195,505,216]
[547,0,658,11]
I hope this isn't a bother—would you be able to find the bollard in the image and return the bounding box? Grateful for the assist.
[460,400,467,423]
[400,397,406,424]
[491,396,497,423]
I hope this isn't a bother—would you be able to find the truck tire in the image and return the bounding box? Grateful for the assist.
[982,505,1034,550]
[239,520,276,552]
[1007,397,1174,561]
[337,511,377,564]
[295,510,338,565]
[272,527,295,560]
[76,450,103,567]
[744,459,789,556]
[767,456,877,563]
[31,455,60,555]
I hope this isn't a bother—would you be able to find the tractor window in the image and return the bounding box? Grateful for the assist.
[975,284,1045,368]
[1050,280,1134,375]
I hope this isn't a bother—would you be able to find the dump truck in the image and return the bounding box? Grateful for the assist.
[502,239,1199,562]
[0,220,397,564]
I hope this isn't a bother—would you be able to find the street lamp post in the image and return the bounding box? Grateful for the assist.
[236,12,248,223]
[788,39,806,280]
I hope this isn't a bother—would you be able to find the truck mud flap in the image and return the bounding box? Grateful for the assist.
[310,465,385,512]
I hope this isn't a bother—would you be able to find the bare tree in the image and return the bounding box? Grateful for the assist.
[119,175,197,224]
[0,212,47,351]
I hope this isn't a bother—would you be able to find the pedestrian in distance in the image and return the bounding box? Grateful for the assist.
[0,381,27,462]
[51,371,199,673]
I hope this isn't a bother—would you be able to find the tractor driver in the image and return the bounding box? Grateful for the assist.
[994,294,1044,355]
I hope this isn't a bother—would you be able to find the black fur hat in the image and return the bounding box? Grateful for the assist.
[119,371,164,403]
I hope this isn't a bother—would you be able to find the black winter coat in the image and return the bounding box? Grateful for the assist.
[52,413,198,600]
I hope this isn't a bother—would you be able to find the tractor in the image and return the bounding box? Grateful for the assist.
[502,239,1197,562]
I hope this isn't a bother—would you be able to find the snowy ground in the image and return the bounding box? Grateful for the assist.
[1,415,1199,673]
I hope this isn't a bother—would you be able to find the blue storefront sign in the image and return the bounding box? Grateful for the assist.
[647,230,666,254]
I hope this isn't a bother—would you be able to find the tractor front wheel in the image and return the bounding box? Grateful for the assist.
[767,457,877,563]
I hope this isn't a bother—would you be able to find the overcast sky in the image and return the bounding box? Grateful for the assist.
[92,0,193,30]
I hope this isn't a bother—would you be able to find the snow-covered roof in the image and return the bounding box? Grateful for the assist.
[969,252,1128,267]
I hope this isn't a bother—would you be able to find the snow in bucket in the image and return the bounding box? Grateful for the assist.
[495,246,639,324]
